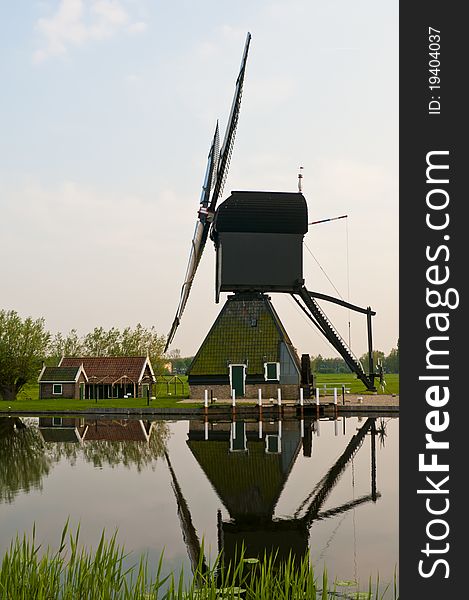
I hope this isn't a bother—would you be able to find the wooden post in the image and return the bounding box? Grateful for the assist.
[371,418,377,501]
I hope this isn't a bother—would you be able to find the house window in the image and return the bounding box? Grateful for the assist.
[53,417,63,426]
[264,362,280,381]
[52,384,63,395]
[230,421,247,452]
[265,435,281,454]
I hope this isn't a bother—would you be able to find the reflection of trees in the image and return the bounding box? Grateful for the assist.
[49,422,170,471]
[0,417,53,504]
[0,418,170,504]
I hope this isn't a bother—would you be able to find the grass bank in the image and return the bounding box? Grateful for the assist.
[0,524,398,599]
[0,374,399,413]
[314,374,399,396]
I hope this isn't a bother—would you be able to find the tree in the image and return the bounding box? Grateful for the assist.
[310,354,351,374]
[48,329,84,364]
[50,324,167,375]
[0,417,53,503]
[81,324,166,372]
[170,355,193,374]
[383,340,399,373]
[0,310,50,401]
[359,350,385,372]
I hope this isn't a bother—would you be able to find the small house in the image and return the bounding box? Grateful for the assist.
[37,364,87,400]
[38,356,156,400]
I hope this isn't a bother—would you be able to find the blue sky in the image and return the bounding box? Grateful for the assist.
[0,0,398,359]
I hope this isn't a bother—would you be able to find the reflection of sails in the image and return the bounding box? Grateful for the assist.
[164,451,208,575]
[179,417,380,566]
[295,418,379,526]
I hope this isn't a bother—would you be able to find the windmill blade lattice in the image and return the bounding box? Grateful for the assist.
[209,32,251,211]
[165,33,251,352]
[165,124,219,351]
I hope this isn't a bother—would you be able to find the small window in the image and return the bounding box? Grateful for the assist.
[265,435,281,454]
[230,421,247,452]
[264,362,280,381]
[53,417,63,426]
[52,383,63,395]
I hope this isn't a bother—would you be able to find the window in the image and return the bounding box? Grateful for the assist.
[230,421,247,452]
[52,383,63,395]
[264,362,280,381]
[53,417,63,426]
[265,435,281,454]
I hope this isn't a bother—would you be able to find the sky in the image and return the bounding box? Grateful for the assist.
[0,0,398,360]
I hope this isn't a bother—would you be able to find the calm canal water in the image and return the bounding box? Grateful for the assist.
[0,414,398,594]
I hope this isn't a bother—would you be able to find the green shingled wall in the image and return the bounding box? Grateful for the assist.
[189,296,282,376]
[187,439,285,518]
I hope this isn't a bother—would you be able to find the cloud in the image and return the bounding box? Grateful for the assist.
[33,0,147,63]
[127,21,147,34]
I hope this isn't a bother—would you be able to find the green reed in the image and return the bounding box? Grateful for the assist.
[0,523,398,599]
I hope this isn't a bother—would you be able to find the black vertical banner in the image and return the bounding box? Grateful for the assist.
[400,2,465,598]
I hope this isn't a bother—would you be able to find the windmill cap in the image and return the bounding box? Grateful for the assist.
[213,191,308,234]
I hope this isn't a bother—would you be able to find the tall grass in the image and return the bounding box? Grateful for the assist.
[0,523,398,599]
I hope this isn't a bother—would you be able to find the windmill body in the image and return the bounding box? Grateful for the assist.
[166,33,378,394]
[213,191,307,298]
[188,190,308,399]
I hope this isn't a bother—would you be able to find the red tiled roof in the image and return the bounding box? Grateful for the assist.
[83,419,152,442]
[60,356,154,384]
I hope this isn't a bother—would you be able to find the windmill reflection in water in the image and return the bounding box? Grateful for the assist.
[164,416,380,577]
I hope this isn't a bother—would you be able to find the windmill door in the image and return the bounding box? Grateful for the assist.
[229,364,246,398]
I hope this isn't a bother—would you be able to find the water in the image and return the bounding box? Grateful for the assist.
[0,414,398,594]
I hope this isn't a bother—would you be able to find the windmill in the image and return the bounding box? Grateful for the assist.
[165,33,379,396]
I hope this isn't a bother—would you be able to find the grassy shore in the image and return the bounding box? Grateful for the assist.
[0,524,398,599]
[0,375,399,413]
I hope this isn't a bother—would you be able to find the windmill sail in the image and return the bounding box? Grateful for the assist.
[209,31,251,210]
[165,124,219,351]
[165,33,251,352]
